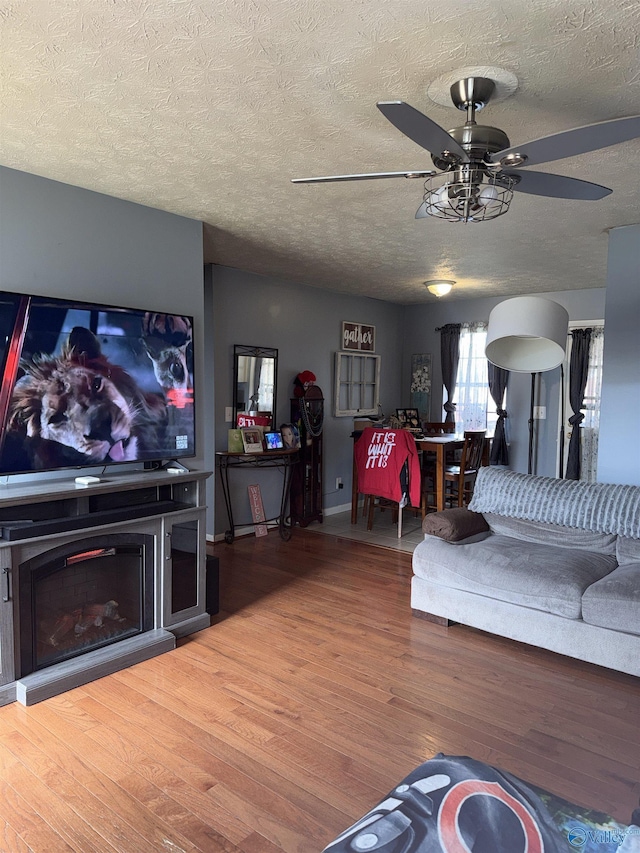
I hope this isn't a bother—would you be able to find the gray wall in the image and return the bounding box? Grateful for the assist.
[598,224,640,485]
[210,265,404,536]
[0,166,208,480]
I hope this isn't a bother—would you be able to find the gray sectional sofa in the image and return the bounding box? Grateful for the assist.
[411,467,640,676]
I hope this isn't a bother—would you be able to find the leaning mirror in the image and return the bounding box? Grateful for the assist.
[233,345,278,430]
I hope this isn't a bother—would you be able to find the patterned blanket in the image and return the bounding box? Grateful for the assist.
[468,467,640,540]
[322,754,638,853]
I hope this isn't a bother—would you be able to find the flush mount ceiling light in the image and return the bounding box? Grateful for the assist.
[425,280,455,297]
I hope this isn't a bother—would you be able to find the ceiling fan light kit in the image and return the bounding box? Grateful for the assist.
[425,280,455,297]
[420,168,515,222]
[292,73,639,226]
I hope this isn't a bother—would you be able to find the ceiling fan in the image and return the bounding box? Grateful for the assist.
[291,77,640,223]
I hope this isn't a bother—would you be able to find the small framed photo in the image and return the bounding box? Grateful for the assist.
[280,423,300,450]
[264,431,284,450]
[396,408,407,425]
[241,428,264,453]
[404,408,420,429]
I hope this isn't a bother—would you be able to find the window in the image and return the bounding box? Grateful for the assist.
[445,322,499,433]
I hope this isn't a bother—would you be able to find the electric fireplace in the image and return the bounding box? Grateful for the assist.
[19,534,154,677]
[0,469,212,706]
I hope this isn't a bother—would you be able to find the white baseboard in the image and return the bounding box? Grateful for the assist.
[209,502,353,542]
[323,501,352,516]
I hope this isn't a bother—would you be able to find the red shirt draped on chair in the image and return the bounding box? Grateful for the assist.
[354,428,421,508]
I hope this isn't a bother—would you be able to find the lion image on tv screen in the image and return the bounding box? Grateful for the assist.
[4,315,192,471]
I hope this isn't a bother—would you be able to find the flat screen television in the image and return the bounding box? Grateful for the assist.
[0,291,196,476]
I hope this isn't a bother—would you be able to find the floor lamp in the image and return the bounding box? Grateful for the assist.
[485,297,569,475]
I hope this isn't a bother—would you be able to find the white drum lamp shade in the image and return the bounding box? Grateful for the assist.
[485,297,569,372]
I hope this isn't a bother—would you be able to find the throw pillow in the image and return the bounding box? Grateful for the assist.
[422,507,489,542]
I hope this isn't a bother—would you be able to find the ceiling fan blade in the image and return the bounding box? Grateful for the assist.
[415,202,428,219]
[493,115,640,168]
[507,169,612,200]
[291,170,434,184]
[377,101,469,162]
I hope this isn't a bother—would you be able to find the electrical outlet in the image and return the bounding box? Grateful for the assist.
[533,406,546,420]
[225,407,233,423]
[336,477,343,490]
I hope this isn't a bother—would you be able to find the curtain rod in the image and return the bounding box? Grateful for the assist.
[435,323,462,332]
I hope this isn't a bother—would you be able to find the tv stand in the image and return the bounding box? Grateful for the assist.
[0,468,211,706]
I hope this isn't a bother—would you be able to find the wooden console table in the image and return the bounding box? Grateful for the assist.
[216,449,298,543]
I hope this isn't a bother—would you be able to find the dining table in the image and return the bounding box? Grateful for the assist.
[416,434,469,513]
[351,431,491,522]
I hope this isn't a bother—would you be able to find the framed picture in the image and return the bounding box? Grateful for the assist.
[341,321,375,352]
[241,428,264,453]
[280,423,300,449]
[396,408,420,428]
[410,353,432,419]
[404,408,420,428]
[264,431,284,450]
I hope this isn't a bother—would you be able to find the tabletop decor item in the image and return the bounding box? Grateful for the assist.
[241,428,264,453]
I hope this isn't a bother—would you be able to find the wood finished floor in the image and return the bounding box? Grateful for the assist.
[0,530,639,852]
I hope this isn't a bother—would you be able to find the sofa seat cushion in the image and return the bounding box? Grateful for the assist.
[412,533,617,619]
[582,563,640,636]
[483,513,617,555]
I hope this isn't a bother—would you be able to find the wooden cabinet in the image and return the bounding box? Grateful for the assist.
[290,395,323,527]
[161,513,206,630]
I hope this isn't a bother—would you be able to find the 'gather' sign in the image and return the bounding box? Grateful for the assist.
[342,322,376,352]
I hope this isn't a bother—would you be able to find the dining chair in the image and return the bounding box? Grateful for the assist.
[443,430,487,507]
[419,422,456,515]
[354,428,422,537]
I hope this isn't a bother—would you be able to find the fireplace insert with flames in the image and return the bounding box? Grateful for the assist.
[18,534,154,677]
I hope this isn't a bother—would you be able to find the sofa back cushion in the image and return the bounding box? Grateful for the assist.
[483,513,618,555]
[469,468,640,539]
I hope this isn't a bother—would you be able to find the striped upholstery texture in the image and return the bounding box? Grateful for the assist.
[468,467,640,540]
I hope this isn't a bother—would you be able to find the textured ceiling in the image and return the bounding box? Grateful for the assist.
[1,0,639,304]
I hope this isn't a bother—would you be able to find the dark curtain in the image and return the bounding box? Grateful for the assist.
[565,328,591,480]
[440,324,461,424]
[487,362,509,465]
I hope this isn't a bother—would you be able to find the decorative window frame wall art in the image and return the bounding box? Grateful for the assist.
[334,352,381,417]
[341,321,376,352]
[410,353,432,419]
